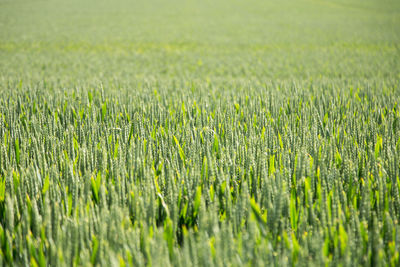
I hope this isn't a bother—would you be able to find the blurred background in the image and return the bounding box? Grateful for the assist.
[0,0,399,86]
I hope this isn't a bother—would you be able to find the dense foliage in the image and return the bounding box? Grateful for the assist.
[1,0,400,266]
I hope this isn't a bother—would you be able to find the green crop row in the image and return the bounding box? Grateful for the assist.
[1,0,400,265]
[0,79,399,266]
